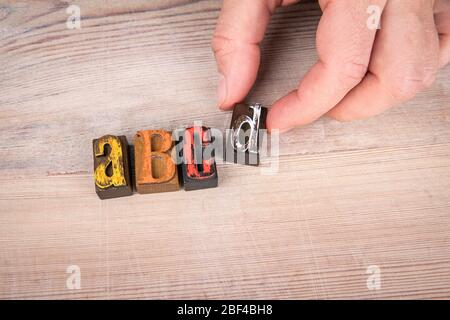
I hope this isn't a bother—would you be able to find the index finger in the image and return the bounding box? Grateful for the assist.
[267,0,386,132]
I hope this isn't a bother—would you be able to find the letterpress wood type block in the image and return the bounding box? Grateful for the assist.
[179,126,218,191]
[226,103,268,166]
[134,130,180,194]
[93,135,133,199]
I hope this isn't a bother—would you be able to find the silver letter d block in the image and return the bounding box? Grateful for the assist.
[226,103,268,166]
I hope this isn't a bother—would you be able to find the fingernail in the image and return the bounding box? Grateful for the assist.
[217,73,227,109]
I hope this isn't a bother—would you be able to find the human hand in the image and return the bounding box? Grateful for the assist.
[212,0,450,132]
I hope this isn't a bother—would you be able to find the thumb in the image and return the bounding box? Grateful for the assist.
[212,0,298,110]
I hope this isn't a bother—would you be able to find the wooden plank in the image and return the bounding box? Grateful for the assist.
[1,0,450,299]
[1,144,450,299]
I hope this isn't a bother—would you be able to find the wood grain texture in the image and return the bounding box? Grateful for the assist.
[1,0,450,299]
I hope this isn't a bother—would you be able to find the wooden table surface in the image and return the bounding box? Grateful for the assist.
[1,0,450,300]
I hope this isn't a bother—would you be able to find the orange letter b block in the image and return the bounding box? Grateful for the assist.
[134,130,180,194]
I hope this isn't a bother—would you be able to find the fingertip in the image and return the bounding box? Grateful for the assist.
[326,109,353,122]
[215,74,236,110]
[266,90,301,133]
[214,43,260,110]
[266,93,297,133]
[219,102,234,111]
[216,73,228,109]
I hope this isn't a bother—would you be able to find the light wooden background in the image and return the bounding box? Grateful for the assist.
[1,0,450,300]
